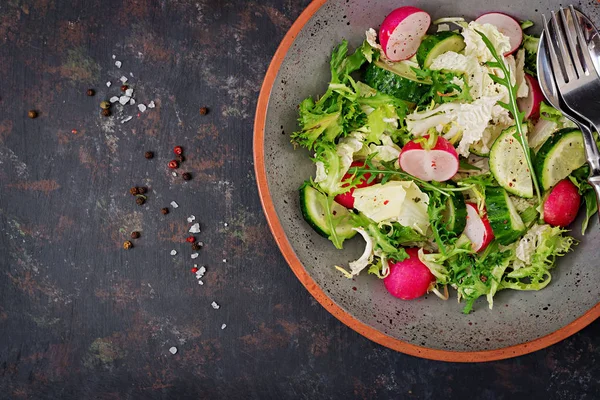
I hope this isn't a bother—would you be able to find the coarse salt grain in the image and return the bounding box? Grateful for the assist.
[198,280,204,285]
[191,253,199,259]
[148,101,156,108]
[106,81,112,87]
[125,88,134,97]
[211,301,220,310]
[115,60,122,68]
[119,96,131,105]
[196,266,206,278]
[130,72,134,77]
[169,346,177,354]
[121,116,133,123]
[222,259,227,263]
[170,249,177,256]
[138,104,147,113]
[189,223,200,233]
[187,215,196,223]
[170,201,179,208]
[221,324,227,330]
[223,222,228,227]
[172,172,177,177]
[120,76,128,83]
[129,98,136,105]
[109,96,119,103]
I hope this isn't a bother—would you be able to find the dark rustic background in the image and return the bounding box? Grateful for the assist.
[0,0,598,399]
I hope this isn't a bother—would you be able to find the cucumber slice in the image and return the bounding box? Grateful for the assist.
[489,125,533,198]
[363,60,431,104]
[442,191,467,235]
[416,31,466,68]
[534,128,586,191]
[485,186,526,245]
[299,183,356,240]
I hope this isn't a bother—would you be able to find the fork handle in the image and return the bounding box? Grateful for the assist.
[578,124,600,223]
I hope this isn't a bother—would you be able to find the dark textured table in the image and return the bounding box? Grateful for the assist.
[0,1,598,399]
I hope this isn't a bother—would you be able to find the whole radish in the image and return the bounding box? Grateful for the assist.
[384,247,435,300]
[464,203,494,252]
[543,179,581,227]
[518,74,544,120]
[334,161,374,209]
[475,12,522,55]
[379,7,431,62]
[399,135,459,182]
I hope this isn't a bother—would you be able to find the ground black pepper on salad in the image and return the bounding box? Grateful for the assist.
[292,6,597,313]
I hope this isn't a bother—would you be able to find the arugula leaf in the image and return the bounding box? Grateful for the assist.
[347,156,472,197]
[476,30,542,205]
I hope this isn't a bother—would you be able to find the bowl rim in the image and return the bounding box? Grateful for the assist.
[252,0,600,362]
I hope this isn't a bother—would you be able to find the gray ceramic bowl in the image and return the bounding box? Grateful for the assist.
[254,0,600,361]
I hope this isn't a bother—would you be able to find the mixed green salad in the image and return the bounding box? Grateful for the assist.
[291,7,598,313]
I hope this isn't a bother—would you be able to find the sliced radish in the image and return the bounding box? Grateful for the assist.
[334,161,374,209]
[475,12,523,55]
[379,7,431,62]
[543,179,581,227]
[464,203,494,252]
[399,136,459,182]
[518,74,544,120]
[384,248,435,300]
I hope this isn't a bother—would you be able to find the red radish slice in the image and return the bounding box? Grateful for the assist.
[399,136,459,182]
[518,74,544,120]
[334,161,374,209]
[379,7,431,62]
[475,12,523,55]
[384,248,435,300]
[543,179,581,227]
[464,203,494,252]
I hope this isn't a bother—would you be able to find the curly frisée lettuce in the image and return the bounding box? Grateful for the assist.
[291,8,585,314]
[505,224,575,290]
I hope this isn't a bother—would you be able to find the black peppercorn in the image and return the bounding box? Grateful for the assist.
[199,106,208,115]
[182,172,192,181]
[145,151,154,159]
[131,231,141,239]
[191,243,201,251]
[101,108,111,117]
[161,207,169,215]
[28,110,38,119]
[136,197,145,205]
[176,154,185,163]
[130,187,139,195]
[138,187,147,195]
[87,89,95,96]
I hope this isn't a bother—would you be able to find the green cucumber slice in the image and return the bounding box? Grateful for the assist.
[416,31,466,68]
[442,191,467,235]
[299,182,356,240]
[533,128,586,191]
[485,186,526,245]
[363,60,431,104]
[489,125,534,198]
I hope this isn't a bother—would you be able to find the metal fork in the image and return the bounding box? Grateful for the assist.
[542,7,600,205]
